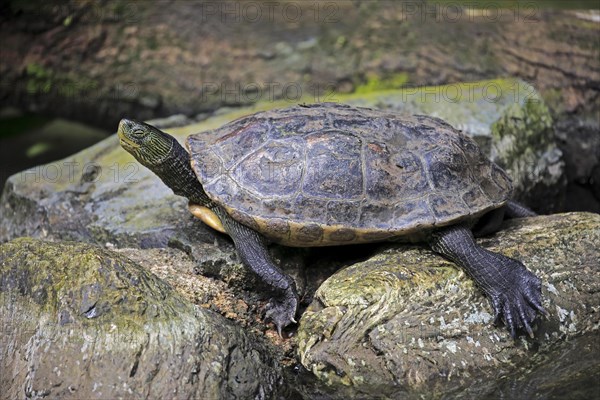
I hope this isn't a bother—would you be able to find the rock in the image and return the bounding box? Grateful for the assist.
[555,116,600,213]
[0,238,285,399]
[490,96,564,213]
[3,4,597,139]
[148,113,195,129]
[139,95,161,110]
[296,212,600,399]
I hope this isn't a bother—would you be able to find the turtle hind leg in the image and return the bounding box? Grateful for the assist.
[216,207,299,336]
[429,224,545,338]
[473,207,505,237]
[505,200,537,218]
[474,200,537,237]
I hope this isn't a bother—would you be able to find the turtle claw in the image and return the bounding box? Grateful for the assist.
[485,256,544,339]
[265,290,299,337]
[431,226,546,339]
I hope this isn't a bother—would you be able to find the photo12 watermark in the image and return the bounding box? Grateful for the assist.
[396,1,540,23]
[200,81,339,104]
[198,1,340,23]
[397,80,541,104]
[197,79,540,106]
[26,1,141,25]
[19,161,140,185]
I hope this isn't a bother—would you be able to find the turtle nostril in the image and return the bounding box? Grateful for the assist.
[118,119,130,133]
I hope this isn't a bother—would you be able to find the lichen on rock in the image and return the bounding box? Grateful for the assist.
[296,213,600,399]
[0,238,284,399]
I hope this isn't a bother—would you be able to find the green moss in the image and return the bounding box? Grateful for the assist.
[25,62,50,77]
[490,94,553,166]
[315,246,460,308]
[0,238,193,325]
[25,142,52,158]
[354,72,409,94]
[25,62,99,98]
[26,63,53,94]
[146,35,159,50]
[540,88,565,115]
[574,18,600,30]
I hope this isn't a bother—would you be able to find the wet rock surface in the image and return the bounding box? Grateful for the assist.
[296,212,600,399]
[555,116,600,213]
[2,3,598,130]
[0,238,286,399]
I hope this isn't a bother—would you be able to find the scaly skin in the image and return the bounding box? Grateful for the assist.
[214,206,299,335]
[118,118,545,338]
[430,224,546,338]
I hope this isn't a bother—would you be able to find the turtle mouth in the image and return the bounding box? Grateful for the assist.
[118,135,140,150]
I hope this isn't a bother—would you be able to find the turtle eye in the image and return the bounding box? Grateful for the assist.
[131,129,145,136]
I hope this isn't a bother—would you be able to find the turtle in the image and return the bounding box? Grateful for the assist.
[118,102,546,338]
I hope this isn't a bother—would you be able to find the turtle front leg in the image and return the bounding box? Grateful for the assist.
[214,207,299,335]
[429,224,546,338]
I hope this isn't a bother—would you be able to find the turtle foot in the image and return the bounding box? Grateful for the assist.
[430,225,547,338]
[265,290,299,337]
[484,253,546,339]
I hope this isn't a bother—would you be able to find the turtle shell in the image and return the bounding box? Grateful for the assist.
[187,103,512,246]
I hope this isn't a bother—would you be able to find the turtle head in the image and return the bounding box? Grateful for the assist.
[118,119,175,168]
[118,118,212,206]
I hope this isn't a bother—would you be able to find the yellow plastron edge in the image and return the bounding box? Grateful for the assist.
[188,204,226,233]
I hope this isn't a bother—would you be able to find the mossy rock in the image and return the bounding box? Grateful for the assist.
[296,212,600,399]
[0,238,284,399]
